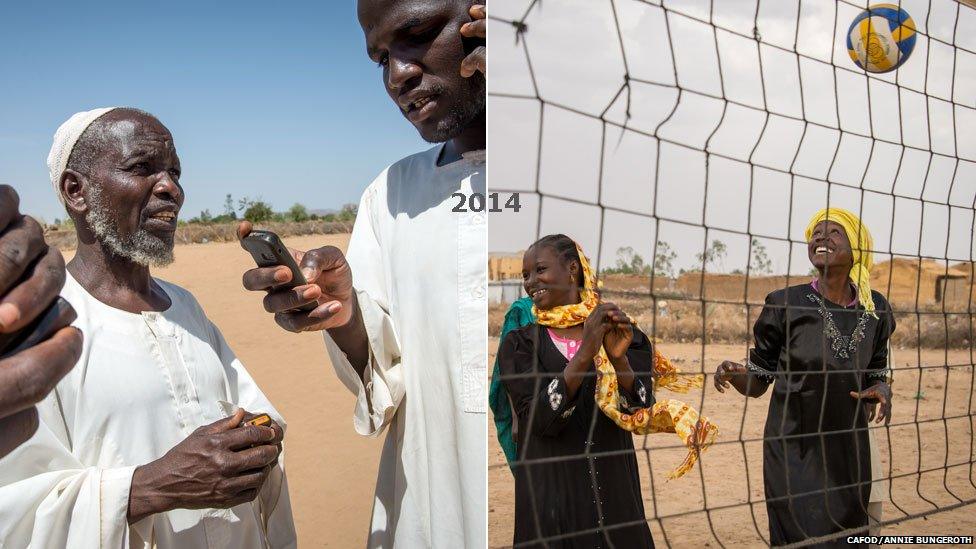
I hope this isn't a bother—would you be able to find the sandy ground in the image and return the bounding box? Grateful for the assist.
[488,339,976,548]
[66,234,382,548]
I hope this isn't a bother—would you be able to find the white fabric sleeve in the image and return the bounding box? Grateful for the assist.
[207,320,298,548]
[322,182,404,438]
[0,403,136,549]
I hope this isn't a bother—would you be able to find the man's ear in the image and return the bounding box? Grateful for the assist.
[61,169,89,216]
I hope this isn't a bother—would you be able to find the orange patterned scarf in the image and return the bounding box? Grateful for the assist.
[534,243,718,479]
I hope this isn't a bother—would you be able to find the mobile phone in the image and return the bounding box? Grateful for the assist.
[244,414,272,427]
[240,229,317,312]
[0,297,77,359]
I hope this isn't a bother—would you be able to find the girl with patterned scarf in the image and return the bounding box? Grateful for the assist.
[496,234,717,549]
[714,208,895,548]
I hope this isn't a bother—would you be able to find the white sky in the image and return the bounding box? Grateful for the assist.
[488,0,976,275]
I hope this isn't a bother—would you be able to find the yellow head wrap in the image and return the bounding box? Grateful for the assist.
[532,239,717,479]
[804,207,876,316]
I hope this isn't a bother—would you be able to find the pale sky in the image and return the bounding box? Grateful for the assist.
[488,0,976,275]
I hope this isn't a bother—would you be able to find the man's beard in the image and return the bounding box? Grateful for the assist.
[86,184,175,267]
[421,76,486,144]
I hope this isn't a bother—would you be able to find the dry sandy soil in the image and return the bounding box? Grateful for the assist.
[488,339,976,548]
[65,234,382,548]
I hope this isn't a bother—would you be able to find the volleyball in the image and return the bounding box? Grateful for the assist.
[847,3,917,73]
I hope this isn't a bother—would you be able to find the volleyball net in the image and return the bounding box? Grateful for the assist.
[488,0,976,546]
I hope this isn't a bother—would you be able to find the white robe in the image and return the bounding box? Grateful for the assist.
[323,145,487,548]
[0,272,296,549]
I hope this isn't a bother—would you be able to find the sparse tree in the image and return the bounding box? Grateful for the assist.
[695,240,727,272]
[654,240,677,278]
[237,196,253,212]
[751,238,773,275]
[223,194,237,220]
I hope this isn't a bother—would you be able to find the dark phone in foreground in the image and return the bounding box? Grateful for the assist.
[0,297,77,359]
[240,229,317,312]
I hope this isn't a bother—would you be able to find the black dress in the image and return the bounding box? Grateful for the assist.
[748,284,895,548]
[498,323,656,549]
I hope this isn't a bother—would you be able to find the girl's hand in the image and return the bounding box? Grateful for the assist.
[578,304,608,360]
[600,303,633,365]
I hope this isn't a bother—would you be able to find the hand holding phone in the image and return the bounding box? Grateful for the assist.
[238,221,356,333]
[240,228,317,312]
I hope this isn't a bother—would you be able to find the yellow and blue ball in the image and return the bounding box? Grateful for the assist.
[847,3,916,73]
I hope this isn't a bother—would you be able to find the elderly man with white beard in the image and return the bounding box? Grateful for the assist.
[0,107,296,548]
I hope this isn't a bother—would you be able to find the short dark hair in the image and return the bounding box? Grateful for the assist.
[530,234,585,288]
[65,107,154,176]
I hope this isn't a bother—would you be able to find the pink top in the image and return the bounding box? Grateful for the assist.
[547,328,581,361]
[810,278,858,307]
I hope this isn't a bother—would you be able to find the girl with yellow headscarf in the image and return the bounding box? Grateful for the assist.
[713,207,895,548]
[497,234,717,549]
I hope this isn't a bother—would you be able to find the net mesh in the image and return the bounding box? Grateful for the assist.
[488,0,976,546]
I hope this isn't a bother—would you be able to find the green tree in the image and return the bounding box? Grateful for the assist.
[288,203,310,222]
[243,201,274,223]
[602,246,651,276]
[337,203,358,222]
[194,209,213,224]
[751,238,773,275]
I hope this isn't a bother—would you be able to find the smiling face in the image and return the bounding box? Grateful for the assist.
[63,109,184,267]
[808,220,855,274]
[522,244,581,309]
[358,0,486,143]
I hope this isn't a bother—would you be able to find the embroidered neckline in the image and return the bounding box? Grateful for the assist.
[806,293,870,360]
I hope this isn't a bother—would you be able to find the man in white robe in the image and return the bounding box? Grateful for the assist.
[239,1,487,546]
[0,107,296,548]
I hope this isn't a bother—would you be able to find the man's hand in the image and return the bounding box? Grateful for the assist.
[460,5,486,77]
[0,185,82,457]
[241,411,284,449]
[128,409,281,524]
[850,382,892,425]
[238,221,354,333]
